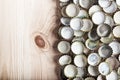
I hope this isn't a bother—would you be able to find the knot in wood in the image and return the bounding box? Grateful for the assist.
[35,35,45,48]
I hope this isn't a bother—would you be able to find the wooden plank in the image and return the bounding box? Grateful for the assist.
[0,0,60,79]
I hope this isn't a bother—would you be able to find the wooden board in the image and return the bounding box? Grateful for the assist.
[0,0,60,79]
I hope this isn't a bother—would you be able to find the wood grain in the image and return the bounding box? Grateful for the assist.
[0,0,61,79]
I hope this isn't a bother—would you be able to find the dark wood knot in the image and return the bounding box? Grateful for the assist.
[35,35,45,48]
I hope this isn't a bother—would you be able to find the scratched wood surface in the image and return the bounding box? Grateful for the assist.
[0,0,61,80]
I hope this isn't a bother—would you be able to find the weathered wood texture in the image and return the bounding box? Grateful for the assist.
[0,0,60,80]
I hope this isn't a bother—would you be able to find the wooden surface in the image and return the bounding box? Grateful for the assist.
[0,0,60,79]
